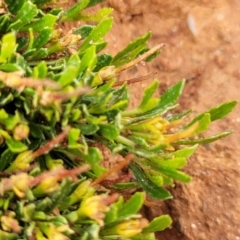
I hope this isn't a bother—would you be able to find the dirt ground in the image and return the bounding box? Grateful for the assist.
[100,0,240,239]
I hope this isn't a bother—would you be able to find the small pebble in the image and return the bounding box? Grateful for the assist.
[191,223,197,229]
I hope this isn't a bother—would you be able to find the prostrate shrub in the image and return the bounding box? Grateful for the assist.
[0,1,237,239]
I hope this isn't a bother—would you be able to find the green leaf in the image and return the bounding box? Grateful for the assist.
[193,113,211,135]
[77,8,113,22]
[143,215,172,233]
[139,80,159,109]
[147,161,192,183]
[173,145,198,158]
[94,41,107,53]
[104,204,118,225]
[0,15,10,34]
[32,28,52,49]
[3,112,21,130]
[184,101,237,129]
[99,124,120,140]
[109,84,129,107]
[0,109,8,119]
[1,32,16,60]
[33,61,48,79]
[124,81,185,125]
[45,179,74,213]
[75,124,99,135]
[0,63,23,72]
[129,164,172,200]
[4,0,25,14]
[31,48,48,60]
[209,101,237,121]
[28,123,45,139]
[0,230,19,240]
[156,80,185,111]
[78,18,113,53]
[157,158,187,169]
[74,25,94,39]
[20,14,57,31]
[58,65,79,87]
[6,139,28,153]
[112,32,151,67]
[132,232,156,240]
[118,192,144,218]
[165,110,192,121]
[0,93,14,107]
[67,53,81,67]
[0,149,15,171]
[34,0,52,6]
[68,128,81,148]
[94,54,113,72]
[87,0,105,7]
[174,131,233,145]
[68,148,105,176]
[113,182,138,190]
[17,37,29,51]
[78,45,97,73]
[12,1,38,29]
[61,0,90,21]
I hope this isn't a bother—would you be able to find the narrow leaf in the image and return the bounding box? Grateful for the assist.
[6,139,28,153]
[20,14,57,32]
[4,0,25,15]
[174,131,233,145]
[184,101,237,129]
[87,0,105,7]
[118,192,145,218]
[13,1,38,28]
[1,32,16,60]
[78,18,113,53]
[129,164,172,200]
[172,145,198,158]
[74,25,94,39]
[157,158,187,169]
[99,124,120,140]
[61,0,90,21]
[32,28,52,49]
[112,32,151,67]
[147,161,192,183]
[139,80,159,109]
[0,149,15,171]
[143,215,172,233]
[156,80,185,111]
[77,8,113,22]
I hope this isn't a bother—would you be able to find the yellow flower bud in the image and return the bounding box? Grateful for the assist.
[38,223,70,240]
[101,219,149,238]
[78,195,110,226]
[1,215,21,233]
[11,173,33,198]
[32,176,59,196]
[45,154,63,170]
[68,180,92,205]
[7,150,33,172]
[13,124,30,140]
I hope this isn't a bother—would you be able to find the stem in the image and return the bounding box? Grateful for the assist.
[115,44,165,74]
[115,135,135,148]
[91,154,134,186]
[114,72,157,87]
[28,58,65,67]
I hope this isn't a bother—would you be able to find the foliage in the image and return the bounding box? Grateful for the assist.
[0,0,236,239]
